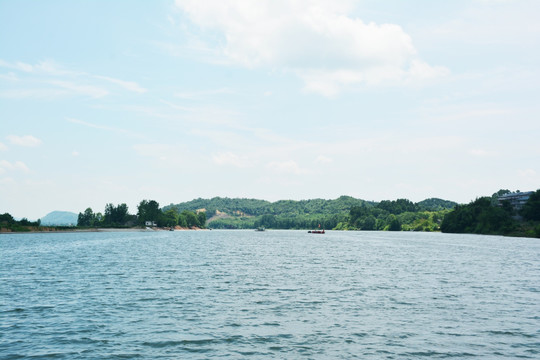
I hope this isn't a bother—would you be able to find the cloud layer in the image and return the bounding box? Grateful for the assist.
[7,135,42,147]
[175,0,448,95]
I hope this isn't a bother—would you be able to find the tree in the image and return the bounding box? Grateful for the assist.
[0,213,15,225]
[178,213,188,228]
[137,200,160,225]
[163,208,178,227]
[377,199,418,214]
[387,214,402,231]
[182,210,200,228]
[441,197,516,234]
[103,203,130,226]
[77,207,95,227]
[362,215,376,230]
[521,189,540,221]
[197,211,207,228]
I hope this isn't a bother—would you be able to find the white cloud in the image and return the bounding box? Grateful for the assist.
[315,155,333,164]
[266,160,307,175]
[425,1,540,47]
[14,161,29,172]
[469,148,492,157]
[0,142,7,151]
[0,72,18,81]
[94,75,147,93]
[133,143,177,160]
[0,88,69,99]
[0,59,34,72]
[7,135,42,147]
[212,152,252,168]
[0,177,15,185]
[66,118,141,138]
[49,80,109,98]
[0,160,30,173]
[174,87,235,100]
[174,0,448,95]
[0,59,147,98]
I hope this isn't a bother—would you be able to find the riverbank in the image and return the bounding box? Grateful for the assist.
[0,226,208,234]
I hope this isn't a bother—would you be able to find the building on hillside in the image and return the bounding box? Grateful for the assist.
[497,191,533,211]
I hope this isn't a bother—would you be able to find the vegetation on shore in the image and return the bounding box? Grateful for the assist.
[440,189,540,238]
[165,196,456,232]
[2,190,538,238]
[76,200,206,229]
[0,213,42,232]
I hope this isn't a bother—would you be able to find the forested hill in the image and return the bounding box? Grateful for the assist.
[163,196,375,217]
[417,198,458,211]
[165,196,456,216]
[162,196,457,230]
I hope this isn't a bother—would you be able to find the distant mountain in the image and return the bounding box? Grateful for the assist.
[40,211,78,226]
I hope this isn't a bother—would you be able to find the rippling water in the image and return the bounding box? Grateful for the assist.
[1,230,539,359]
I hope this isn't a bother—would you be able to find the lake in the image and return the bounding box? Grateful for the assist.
[1,230,539,359]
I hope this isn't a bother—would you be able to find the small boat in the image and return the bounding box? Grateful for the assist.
[256,227,266,231]
[308,229,325,234]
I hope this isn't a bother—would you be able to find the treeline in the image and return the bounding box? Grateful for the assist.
[174,196,456,231]
[441,189,540,238]
[0,213,41,232]
[210,213,350,230]
[338,198,452,231]
[77,199,206,229]
[164,196,373,218]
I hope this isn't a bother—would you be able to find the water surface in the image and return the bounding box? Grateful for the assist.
[1,230,539,358]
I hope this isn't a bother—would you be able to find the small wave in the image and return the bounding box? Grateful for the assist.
[107,353,143,359]
[262,321,280,326]
[142,338,217,348]
[352,332,368,338]
[485,330,535,338]
[403,350,478,358]
[2,307,25,313]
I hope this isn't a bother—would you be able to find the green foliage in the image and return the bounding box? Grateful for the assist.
[416,198,457,211]
[78,208,95,226]
[165,196,373,218]
[182,210,200,228]
[387,214,402,231]
[197,212,207,227]
[1,212,41,231]
[491,189,512,205]
[137,200,161,225]
[441,197,517,235]
[377,199,418,214]
[0,213,15,226]
[521,190,540,221]
[161,208,178,227]
[199,196,457,231]
[103,203,130,226]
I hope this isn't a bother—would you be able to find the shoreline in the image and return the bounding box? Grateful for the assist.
[0,226,208,234]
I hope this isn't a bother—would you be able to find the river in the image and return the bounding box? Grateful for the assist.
[1,230,539,359]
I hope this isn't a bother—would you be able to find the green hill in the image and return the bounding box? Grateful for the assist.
[164,196,374,218]
[417,198,458,211]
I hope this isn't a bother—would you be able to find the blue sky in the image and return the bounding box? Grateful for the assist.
[1,0,539,220]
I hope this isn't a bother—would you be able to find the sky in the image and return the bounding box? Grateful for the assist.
[1,0,539,220]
